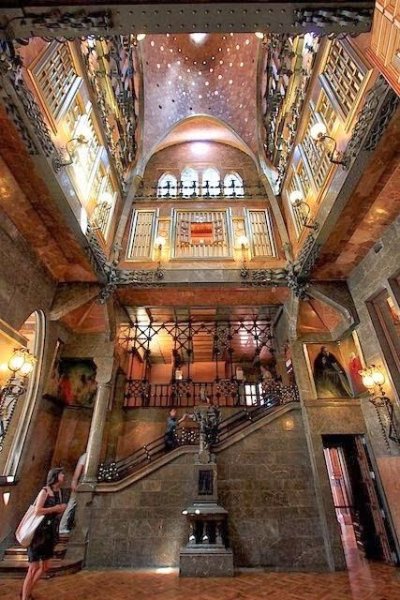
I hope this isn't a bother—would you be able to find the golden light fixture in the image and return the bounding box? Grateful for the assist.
[154,235,166,278]
[8,348,36,376]
[53,135,88,172]
[310,122,347,166]
[237,236,250,278]
[1,348,36,452]
[289,190,319,231]
[359,365,400,446]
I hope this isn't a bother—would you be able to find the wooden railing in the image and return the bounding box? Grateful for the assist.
[125,379,299,408]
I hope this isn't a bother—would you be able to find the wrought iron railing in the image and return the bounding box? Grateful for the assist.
[98,386,300,482]
[125,379,299,408]
[134,180,268,199]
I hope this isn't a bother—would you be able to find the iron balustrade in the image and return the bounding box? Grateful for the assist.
[124,379,299,408]
[134,180,269,199]
[99,385,300,482]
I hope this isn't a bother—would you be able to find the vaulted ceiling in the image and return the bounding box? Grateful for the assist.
[139,33,261,160]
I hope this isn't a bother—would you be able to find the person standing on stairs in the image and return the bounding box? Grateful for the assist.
[59,451,87,534]
[164,408,186,450]
[21,467,67,600]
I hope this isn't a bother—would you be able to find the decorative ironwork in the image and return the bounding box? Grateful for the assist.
[286,262,310,300]
[293,8,373,30]
[139,180,267,199]
[0,40,60,159]
[80,34,138,191]
[364,89,400,152]
[241,267,287,286]
[3,10,112,39]
[0,378,26,452]
[344,76,399,164]
[124,380,151,407]
[261,34,320,191]
[296,234,321,276]
[97,461,118,482]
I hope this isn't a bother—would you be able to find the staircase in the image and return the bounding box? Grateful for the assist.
[98,385,300,482]
[0,534,82,578]
[1,386,300,576]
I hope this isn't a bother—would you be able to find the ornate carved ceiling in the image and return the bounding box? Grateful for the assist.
[139,33,261,161]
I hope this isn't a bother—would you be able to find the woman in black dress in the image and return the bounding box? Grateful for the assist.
[21,467,66,600]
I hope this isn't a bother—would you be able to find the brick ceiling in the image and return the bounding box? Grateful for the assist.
[140,33,261,159]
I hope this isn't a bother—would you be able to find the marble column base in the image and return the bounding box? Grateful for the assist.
[179,546,234,577]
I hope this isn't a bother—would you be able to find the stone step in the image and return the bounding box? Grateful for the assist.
[0,557,82,578]
[4,542,67,559]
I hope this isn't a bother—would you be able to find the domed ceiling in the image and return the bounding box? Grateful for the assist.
[139,33,261,159]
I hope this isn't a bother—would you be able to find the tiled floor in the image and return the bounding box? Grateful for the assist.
[1,561,400,600]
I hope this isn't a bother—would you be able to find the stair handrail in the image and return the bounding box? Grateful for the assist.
[98,384,300,482]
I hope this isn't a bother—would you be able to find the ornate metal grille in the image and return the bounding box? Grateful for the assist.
[32,42,79,122]
[127,210,155,258]
[323,40,366,118]
[247,210,276,257]
[174,210,229,258]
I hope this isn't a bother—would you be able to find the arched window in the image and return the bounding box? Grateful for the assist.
[202,168,221,197]
[224,172,244,197]
[181,167,199,197]
[157,173,177,197]
[0,311,45,479]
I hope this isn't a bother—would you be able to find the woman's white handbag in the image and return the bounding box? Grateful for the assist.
[15,504,44,548]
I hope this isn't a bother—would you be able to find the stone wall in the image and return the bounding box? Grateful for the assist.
[348,218,400,406]
[348,218,400,545]
[0,209,65,552]
[0,210,55,330]
[217,408,329,569]
[86,407,333,570]
[86,452,195,568]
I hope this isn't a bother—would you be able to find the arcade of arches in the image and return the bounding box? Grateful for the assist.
[0,0,400,593]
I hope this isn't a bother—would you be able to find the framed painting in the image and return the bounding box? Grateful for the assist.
[57,358,97,407]
[304,332,367,399]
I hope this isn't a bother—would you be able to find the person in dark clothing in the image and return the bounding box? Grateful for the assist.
[313,346,352,398]
[164,408,186,450]
[21,467,67,600]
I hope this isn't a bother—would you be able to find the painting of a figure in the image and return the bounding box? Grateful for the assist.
[305,333,366,399]
[313,346,352,398]
[48,358,97,407]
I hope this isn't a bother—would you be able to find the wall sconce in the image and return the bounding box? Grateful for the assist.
[289,190,319,231]
[359,364,400,446]
[0,348,36,452]
[255,32,267,45]
[52,135,88,172]
[310,122,347,167]
[154,235,166,279]
[237,235,249,278]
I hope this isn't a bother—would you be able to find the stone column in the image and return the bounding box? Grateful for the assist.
[83,356,115,483]
[84,382,112,482]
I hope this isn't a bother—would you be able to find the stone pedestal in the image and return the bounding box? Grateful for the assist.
[179,501,234,577]
[180,546,234,577]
